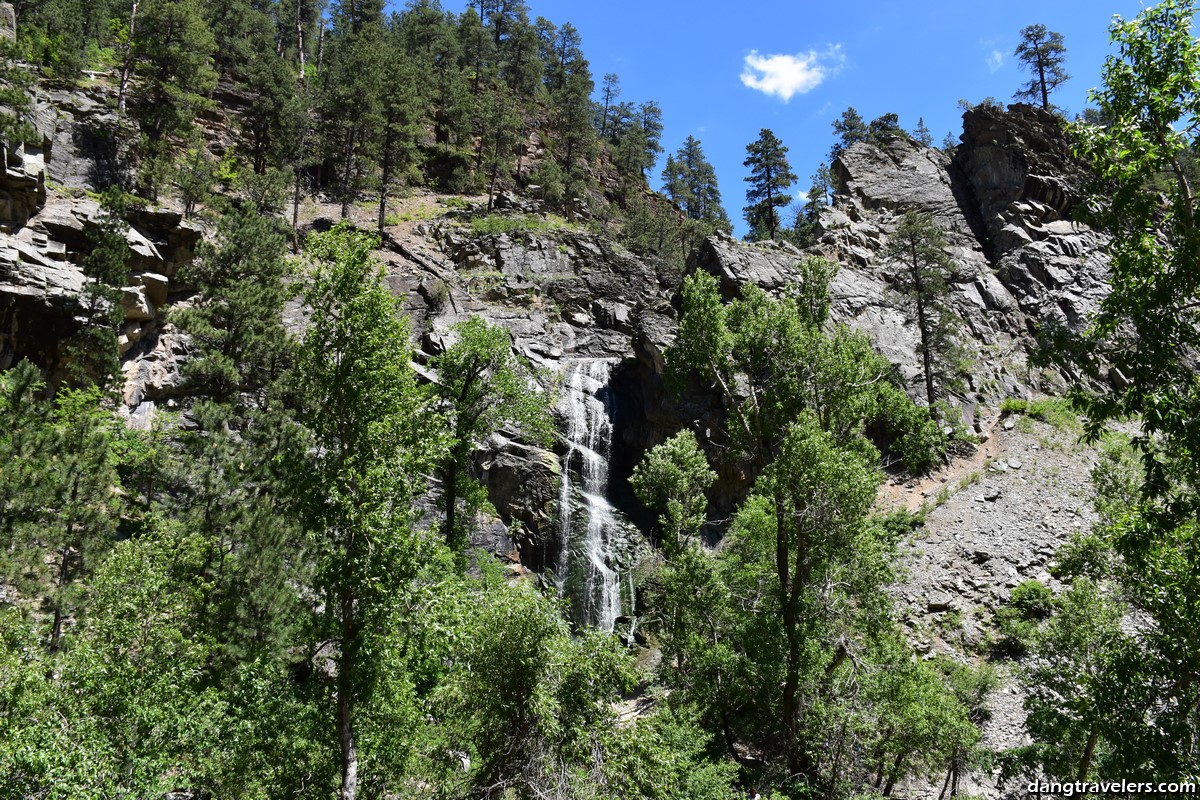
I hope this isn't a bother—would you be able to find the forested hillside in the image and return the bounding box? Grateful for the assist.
[2,1,1200,799]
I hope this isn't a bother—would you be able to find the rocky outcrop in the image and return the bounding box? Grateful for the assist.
[0,129,201,405]
[687,104,1108,412]
[0,3,14,43]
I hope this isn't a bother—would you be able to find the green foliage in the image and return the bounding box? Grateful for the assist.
[0,38,38,146]
[172,204,293,408]
[830,106,868,162]
[292,222,449,799]
[630,430,715,554]
[994,580,1052,655]
[1037,2,1200,777]
[129,0,218,198]
[660,135,732,232]
[669,268,944,474]
[999,396,1080,432]
[1015,578,1126,783]
[469,212,575,235]
[430,315,553,556]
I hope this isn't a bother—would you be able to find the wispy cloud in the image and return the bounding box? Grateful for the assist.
[740,46,844,102]
[987,49,1004,73]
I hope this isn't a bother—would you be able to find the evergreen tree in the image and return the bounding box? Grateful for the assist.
[319,0,387,217]
[913,116,933,147]
[376,23,423,233]
[129,0,218,149]
[63,187,128,388]
[1014,24,1069,110]
[172,204,294,409]
[885,210,966,409]
[479,83,521,209]
[868,111,904,143]
[240,32,302,175]
[742,128,795,241]
[599,71,619,138]
[829,106,868,162]
[0,37,38,145]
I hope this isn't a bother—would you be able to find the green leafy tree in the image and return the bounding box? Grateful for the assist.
[1014,24,1068,110]
[291,224,447,800]
[742,128,795,241]
[1042,0,1200,778]
[630,430,714,555]
[429,316,552,557]
[885,210,967,409]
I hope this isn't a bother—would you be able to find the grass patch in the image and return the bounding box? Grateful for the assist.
[469,213,576,236]
[999,396,1081,432]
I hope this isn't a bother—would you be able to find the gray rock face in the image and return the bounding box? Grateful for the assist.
[0,3,14,42]
[375,208,683,564]
[1,144,47,227]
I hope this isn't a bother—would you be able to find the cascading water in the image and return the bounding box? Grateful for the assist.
[556,359,624,632]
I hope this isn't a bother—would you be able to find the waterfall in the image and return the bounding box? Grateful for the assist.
[556,359,624,632]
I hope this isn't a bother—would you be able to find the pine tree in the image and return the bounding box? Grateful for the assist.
[480,83,521,210]
[913,116,933,147]
[376,23,423,233]
[885,210,965,408]
[662,135,731,232]
[829,106,868,162]
[128,0,218,198]
[742,128,796,241]
[172,205,293,409]
[319,0,387,218]
[0,37,39,145]
[599,72,619,138]
[1014,24,1068,110]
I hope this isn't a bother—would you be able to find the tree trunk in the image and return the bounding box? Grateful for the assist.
[1078,729,1099,780]
[1037,55,1049,109]
[340,127,355,220]
[117,1,139,114]
[337,590,358,800]
[378,123,393,236]
[910,244,936,408]
[443,456,460,552]
[49,541,70,652]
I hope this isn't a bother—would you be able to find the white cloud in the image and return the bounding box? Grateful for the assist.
[740,46,843,102]
[987,49,1004,73]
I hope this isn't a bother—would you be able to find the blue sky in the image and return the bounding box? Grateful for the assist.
[519,0,1150,236]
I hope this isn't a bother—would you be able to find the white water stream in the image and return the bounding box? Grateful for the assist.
[556,359,623,632]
